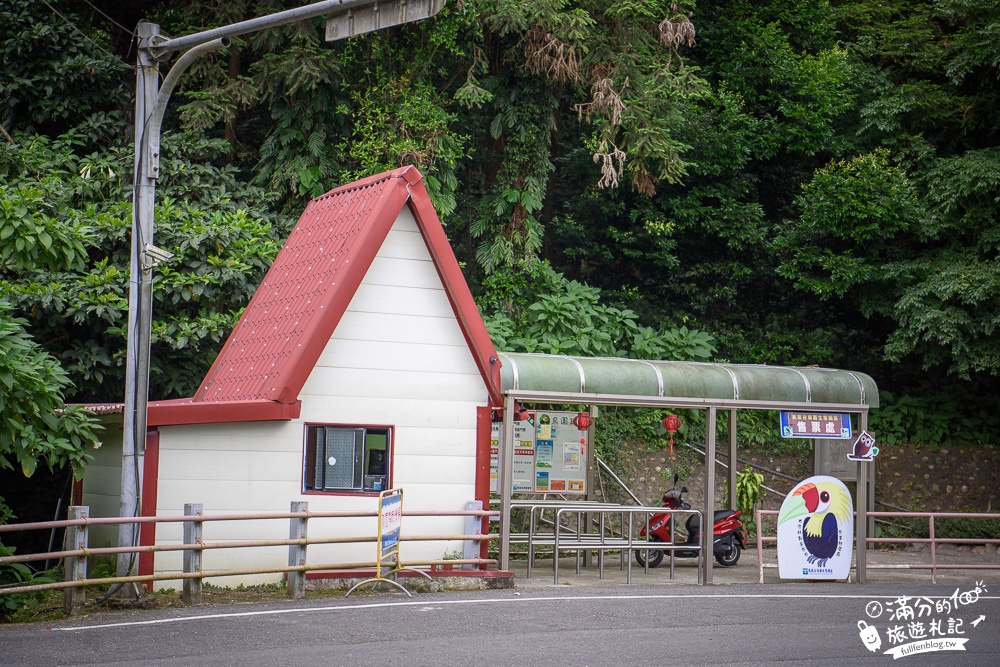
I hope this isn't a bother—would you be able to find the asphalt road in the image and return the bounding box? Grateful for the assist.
[2,582,998,667]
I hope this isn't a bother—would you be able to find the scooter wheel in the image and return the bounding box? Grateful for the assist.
[714,542,741,567]
[635,536,665,569]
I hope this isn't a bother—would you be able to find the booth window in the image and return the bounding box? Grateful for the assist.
[304,425,391,493]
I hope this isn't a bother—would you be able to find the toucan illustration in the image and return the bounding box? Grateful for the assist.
[778,481,852,567]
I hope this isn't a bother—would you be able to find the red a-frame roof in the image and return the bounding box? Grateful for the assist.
[147,166,502,426]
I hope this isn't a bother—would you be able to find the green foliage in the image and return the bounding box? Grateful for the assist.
[736,467,766,536]
[776,150,920,298]
[715,326,841,368]
[870,387,1000,449]
[0,541,54,622]
[630,325,717,361]
[339,75,466,217]
[0,496,55,622]
[0,0,128,134]
[879,147,1000,378]
[482,262,716,359]
[0,304,102,478]
[0,126,290,401]
[730,411,788,454]
[593,407,677,467]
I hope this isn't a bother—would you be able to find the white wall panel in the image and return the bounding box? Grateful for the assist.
[364,255,441,289]
[315,340,477,375]
[161,422,300,451]
[326,311,470,347]
[378,230,431,261]
[304,367,485,401]
[394,455,476,486]
[299,396,482,427]
[347,282,456,318]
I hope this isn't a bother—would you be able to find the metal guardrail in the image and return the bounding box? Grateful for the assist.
[523,501,633,579]
[0,503,499,613]
[553,505,703,585]
[507,501,702,585]
[755,509,1000,583]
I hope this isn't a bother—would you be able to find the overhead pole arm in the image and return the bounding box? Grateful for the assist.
[145,0,436,61]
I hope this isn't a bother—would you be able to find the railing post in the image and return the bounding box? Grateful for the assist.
[182,503,203,605]
[63,506,89,615]
[756,508,764,584]
[463,500,483,570]
[929,515,936,585]
[287,501,308,599]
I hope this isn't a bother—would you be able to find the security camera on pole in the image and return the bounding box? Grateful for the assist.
[117,0,446,597]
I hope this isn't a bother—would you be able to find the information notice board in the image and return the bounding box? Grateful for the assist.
[490,411,589,495]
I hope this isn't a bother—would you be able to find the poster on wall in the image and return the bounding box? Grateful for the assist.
[777,475,854,580]
[533,411,588,494]
[490,415,538,493]
[490,411,589,495]
[512,414,537,492]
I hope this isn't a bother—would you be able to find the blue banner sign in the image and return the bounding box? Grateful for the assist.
[380,490,402,557]
[780,412,852,439]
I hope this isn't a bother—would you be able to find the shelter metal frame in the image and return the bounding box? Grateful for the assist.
[497,390,872,584]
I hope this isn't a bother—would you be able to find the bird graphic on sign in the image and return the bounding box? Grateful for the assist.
[778,480,853,567]
[848,430,879,461]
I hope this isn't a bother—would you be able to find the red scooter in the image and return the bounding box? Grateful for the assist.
[636,475,745,568]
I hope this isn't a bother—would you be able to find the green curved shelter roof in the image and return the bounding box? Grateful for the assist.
[497,353,879,409]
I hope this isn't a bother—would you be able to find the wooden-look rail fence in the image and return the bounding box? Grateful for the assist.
[0,503,499,613]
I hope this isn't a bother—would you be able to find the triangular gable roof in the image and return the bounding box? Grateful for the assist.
[148,166,502,426]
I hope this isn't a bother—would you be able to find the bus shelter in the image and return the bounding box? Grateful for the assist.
[493,353,879,584]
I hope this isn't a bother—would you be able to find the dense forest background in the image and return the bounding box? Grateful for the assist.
[2,0,999,485]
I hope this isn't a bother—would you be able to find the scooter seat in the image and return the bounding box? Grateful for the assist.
[714,509,737,522]
[686,509,737,533]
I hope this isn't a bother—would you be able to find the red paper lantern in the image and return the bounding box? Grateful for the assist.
[572,411,593,431]
[662,414,682,456]
[662,414,682,433]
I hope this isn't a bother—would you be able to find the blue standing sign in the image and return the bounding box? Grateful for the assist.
[380,489,403,558]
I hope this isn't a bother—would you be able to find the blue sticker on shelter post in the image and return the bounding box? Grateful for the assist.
[777,475,853,580]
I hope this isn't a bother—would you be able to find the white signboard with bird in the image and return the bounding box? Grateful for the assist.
[777,475,854,580]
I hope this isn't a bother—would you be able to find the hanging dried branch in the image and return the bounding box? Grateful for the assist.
[632,168,657,196]
[575,76,629,126]
[593,139,626,189]
[658,6,696,71]
[658,17,696,51]
[523,25,581,84]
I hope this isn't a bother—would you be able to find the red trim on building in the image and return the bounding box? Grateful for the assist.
[138,429,160,591]
[475,406,493,564]
[147,398,300,427]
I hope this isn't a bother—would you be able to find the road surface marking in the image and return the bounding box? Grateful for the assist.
[50,591,1000,632]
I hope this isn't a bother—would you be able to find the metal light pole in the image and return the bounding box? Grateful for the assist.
[116,0,446,591]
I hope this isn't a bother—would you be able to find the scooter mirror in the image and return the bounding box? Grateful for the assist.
[673,473,679,486]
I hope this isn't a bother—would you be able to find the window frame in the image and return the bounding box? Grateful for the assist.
[303,423,393,496]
